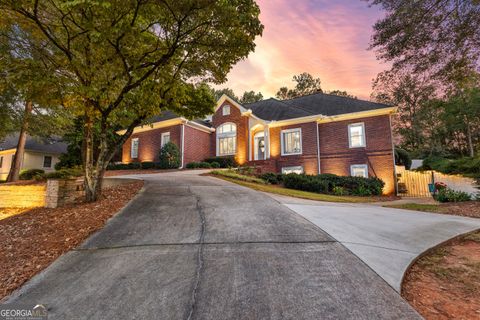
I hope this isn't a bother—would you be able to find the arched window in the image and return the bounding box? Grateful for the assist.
[216,123,237,156]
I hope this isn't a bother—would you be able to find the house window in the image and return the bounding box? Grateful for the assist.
[282,166,304,174]
[281,128,302,155]
[216,122,236,156]
[222,105,230,116]
[350,164,368,178]
[43,156,52,168]
[348,123,366,148]
[161,132,170,147]
[131,138,139,159]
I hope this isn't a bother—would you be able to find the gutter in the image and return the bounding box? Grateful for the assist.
[316,123,321,174]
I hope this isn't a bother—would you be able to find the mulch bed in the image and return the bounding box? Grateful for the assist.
[438,202,480,218]
[104,169,181,177]
[0,181,143,300]
[403,231,480,319]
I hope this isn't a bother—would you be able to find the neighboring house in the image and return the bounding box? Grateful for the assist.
[120,93,397,194]
[0,134,67,180]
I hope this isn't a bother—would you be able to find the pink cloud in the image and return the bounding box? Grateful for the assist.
[217,0,389,100]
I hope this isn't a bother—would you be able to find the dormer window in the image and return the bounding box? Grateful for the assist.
[222,105,230,116]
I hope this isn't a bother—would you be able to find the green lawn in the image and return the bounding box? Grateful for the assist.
[210,172,377,203]
[383,203,441,212]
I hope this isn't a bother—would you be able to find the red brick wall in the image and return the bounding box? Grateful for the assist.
[183,125,212,164]
[268,122,319,175]
[122,125,181,163]
[318,115,395,194]
[211,101,249,164]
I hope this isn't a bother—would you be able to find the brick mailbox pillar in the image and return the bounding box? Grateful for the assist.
[45,178,85,208]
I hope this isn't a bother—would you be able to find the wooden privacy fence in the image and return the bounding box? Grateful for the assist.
[396,166,479,198]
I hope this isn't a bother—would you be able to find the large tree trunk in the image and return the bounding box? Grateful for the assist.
[7,101,33,182]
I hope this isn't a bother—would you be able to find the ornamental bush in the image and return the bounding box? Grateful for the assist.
[140,161,156,169]
[158,142,181,169]
[259,172,283,184]
[282,173,385,196]
[19,169,45,180]
[434,188,471,202]
[204,156,237,168]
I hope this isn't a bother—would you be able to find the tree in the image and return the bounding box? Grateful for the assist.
[240,90,263,104]
[368,0,480,86]
[327,90,356,99]
[276,72,322,99]
[1,0,263,201]
[0,20,71,181]
[371,69,437,151]
[213,88,239,101]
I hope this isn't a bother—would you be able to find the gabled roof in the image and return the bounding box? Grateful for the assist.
[147,110,212,128]
[244,92,391,121]
[244,98,312,121]
[0,133,67,154]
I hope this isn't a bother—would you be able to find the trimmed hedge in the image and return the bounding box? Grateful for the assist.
[204,156,237,168]
[186,161,215,169]
[44,167,83,180]
[259,172,283,185]
[19,169,45,180]
[282,173,385,196]
[211,170,266,184]
[107,162,141,170]
[140,161,155,169]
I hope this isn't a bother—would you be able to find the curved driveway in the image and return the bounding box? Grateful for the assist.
[6,171,420,319]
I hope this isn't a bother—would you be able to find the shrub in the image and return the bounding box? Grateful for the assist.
[259,172,282,185]
[434,188,471,203]
[158,142,180,169]
[204,156,237,168]
[394,148,412,169]
[198,162,212,168]
[237,166,254,176]
[44,167,83,180]
[141,161,155,169]
[19,169,45,180]
[186,162,199,169]
[282,173,385,196]
[106,162,141,170]
[210,161,221,168]
[421,156,480,177]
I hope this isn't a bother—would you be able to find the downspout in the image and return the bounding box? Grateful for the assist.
[181,123,185,169]
[389,114,398,195]
[316,122,321,174]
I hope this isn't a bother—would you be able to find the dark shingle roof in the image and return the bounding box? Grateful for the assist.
[0,133,67,154]
[244,98,312,121]
[147,110,212,128]
[245,93,390,121]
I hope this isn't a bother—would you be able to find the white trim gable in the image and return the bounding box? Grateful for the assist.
[215,94,248,113]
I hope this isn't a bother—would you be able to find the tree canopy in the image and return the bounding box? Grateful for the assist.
[0,0,263,200]
[368,0,480,86]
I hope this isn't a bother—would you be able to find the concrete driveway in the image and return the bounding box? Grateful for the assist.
[272,194,480,291]
[5,170,421,319]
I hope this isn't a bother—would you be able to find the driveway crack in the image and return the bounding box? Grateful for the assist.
[187,188,207,320]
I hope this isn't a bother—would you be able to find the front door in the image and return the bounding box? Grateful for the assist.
[254,133,265,160]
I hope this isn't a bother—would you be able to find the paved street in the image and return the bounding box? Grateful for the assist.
[5,171,420,319]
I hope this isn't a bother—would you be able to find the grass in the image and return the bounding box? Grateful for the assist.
[210,171,377,203]
[384,203,441,212]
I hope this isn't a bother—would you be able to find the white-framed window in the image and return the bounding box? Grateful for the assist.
[131,138,139,159]
[350,164,368,178]
[282,166,304,174]
[161,132,170,147]
[222,105,231,116]
[43,156,52,168]
[348,123,366,148]
[281,128,302,155]
[216,122,236,156]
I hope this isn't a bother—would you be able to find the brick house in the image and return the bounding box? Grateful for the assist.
[120,92,397,194]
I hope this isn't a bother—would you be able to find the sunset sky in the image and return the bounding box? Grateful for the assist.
[218,0,389,100]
